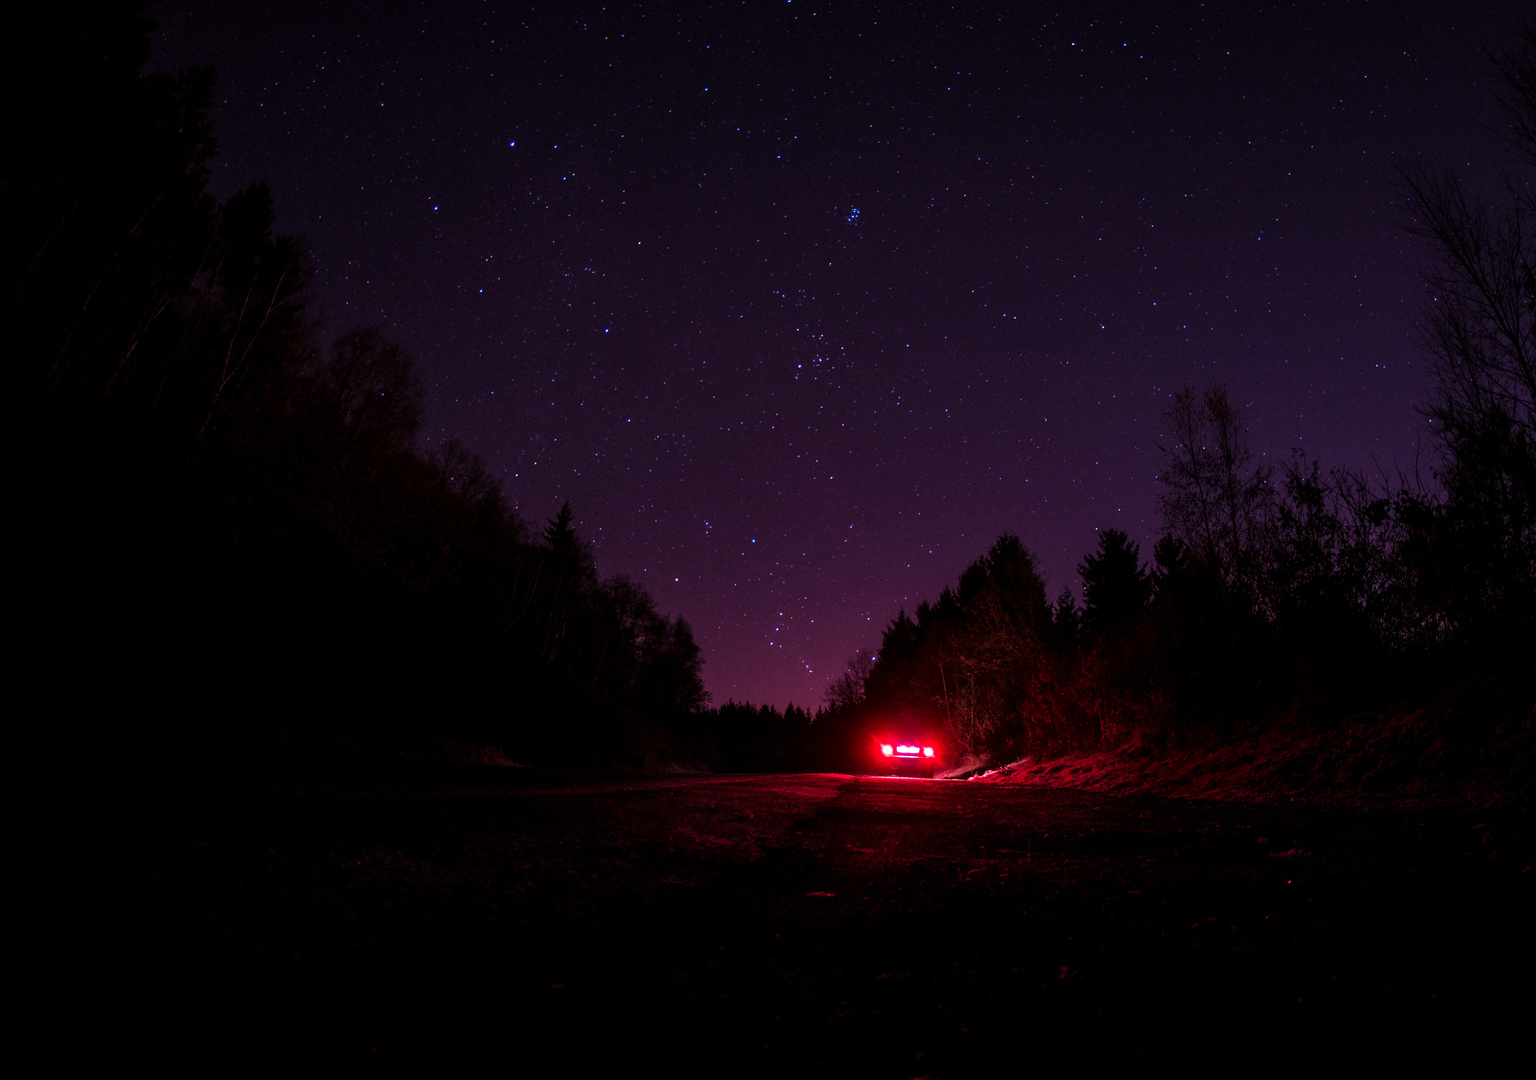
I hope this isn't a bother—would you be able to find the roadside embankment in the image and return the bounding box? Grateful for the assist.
[971,698,1533,811]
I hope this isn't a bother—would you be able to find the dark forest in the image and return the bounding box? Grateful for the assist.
[8,5,1532,794]
[10,6,711,766]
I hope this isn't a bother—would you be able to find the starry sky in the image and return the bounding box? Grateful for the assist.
[150,1,1523,708]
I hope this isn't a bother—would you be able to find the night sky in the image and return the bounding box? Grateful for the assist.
[150,1,1522,708]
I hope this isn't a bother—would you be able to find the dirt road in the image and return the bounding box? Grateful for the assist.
[53,754,1533,1071]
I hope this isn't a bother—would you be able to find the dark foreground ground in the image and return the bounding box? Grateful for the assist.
[47,741,1533,1072]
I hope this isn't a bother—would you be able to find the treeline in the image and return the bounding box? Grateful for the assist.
[820,387,1504,771]
[8,5,705,762]
[811,28,1536,775]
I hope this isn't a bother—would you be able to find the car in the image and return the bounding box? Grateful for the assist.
[876,736,937,778]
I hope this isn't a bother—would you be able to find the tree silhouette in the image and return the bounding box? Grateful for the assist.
[1078,529,1151,636]
[1402,22,1536,639]
[1157,387,1273,592]
[824,650,876,711]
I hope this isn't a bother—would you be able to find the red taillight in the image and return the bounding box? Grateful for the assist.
[923,747,934,758]
[880,743,894,756]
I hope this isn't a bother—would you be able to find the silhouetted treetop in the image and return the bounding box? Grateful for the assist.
[1079,529,1151,636]
[314,329,424,459]
[1157,387,1273,590]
